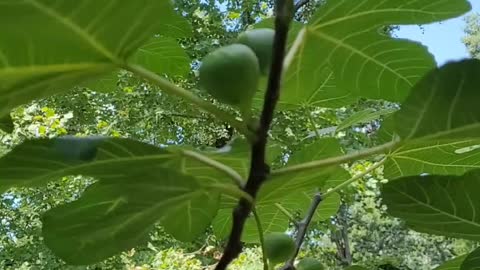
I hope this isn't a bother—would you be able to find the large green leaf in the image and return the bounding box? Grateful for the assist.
[0,136,253,192]
[0,0,190,117]
[461,248,480,270]
[382,170,480,241]
[393,60,480,140]
[384,60,480,178]
[42,168,219,265]
[133,36,191,76]
[433,254,466,270]
[0,137,255,263]
[384,139,480,179]
[284,0,470,106]
[0,137,238,190]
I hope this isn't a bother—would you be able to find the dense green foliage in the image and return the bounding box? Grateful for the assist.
[1,0,480,269]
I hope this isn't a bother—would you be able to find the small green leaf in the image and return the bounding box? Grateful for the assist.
[42,168,219,265]
[434,254,466,270]
[382,170,480,241]
[313,192,341,221]
[461,248,480,270]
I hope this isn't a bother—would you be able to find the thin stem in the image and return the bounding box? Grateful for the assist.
[307,109,321,139]
[253,208,269,270]
[281,192,323,270]
[182,150,244,187]
[272,140,398,176]
[124,63,253,139]
[275,203,297,223]
[215,1,294,269]
[323,158,386,198]
[208,184,254,204]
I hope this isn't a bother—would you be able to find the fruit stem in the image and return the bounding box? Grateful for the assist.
[124,63,254,140]
[253,208,270,270]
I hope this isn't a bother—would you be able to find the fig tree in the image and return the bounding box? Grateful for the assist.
[237,28,275,75]
[264,232,295,264]
[199,44,260,109]
[297,258,325,270]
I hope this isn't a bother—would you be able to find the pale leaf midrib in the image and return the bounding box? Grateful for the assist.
[22,153,176,186]
[0,63,112,77]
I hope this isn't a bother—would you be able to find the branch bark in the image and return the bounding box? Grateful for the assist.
[281,192,323,270]
[294,0,310,11]
[214,1,293,269]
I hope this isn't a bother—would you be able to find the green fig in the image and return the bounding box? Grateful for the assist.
[199,44,260,109]
[237,28,275,75]
[297,257,325,270]
[264,233,295,264]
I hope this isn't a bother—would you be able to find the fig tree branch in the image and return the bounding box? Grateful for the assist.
[214,1,294,269]
[294,0,311,11]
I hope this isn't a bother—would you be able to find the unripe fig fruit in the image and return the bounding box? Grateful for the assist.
[297,257,325,270]
[199,44,260,109]
[264,233,295,264]
[237,28,275,75]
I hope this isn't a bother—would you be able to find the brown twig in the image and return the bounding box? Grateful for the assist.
[214,1,294,269]
[280,192,322,270]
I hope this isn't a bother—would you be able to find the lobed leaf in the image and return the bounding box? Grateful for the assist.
[0,0,190,117]
[280,0,470,108]
[43,168,219,265]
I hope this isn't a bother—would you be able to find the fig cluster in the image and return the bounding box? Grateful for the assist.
[199,29,275,112]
